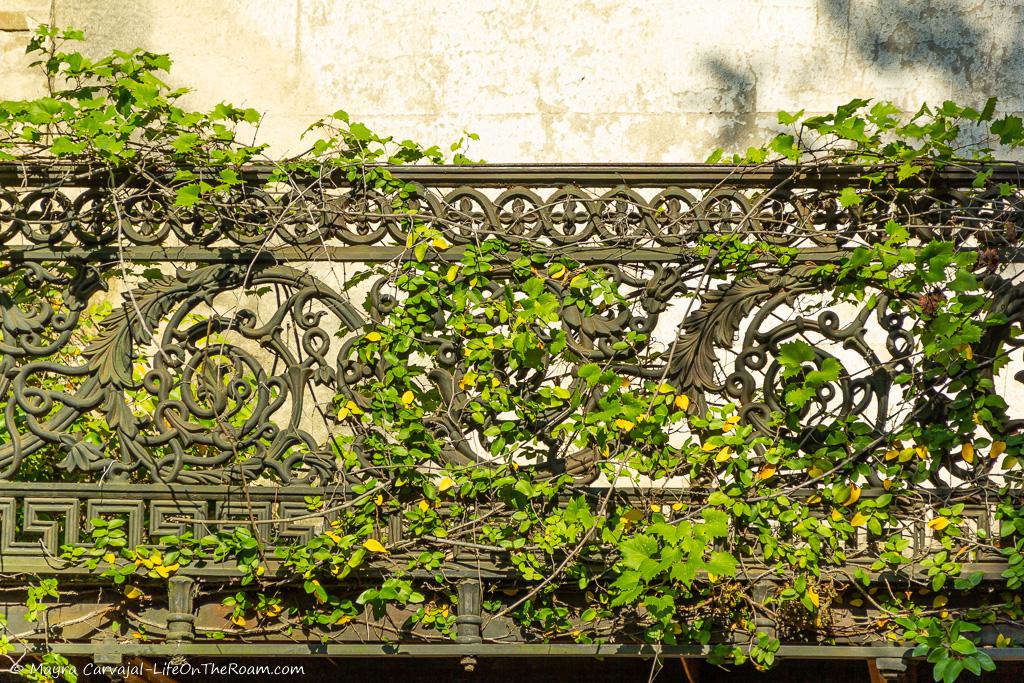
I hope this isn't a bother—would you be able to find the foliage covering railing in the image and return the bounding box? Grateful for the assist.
[2,25,1024,683]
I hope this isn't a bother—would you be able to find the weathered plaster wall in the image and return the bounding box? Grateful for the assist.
[3,0,1024,160]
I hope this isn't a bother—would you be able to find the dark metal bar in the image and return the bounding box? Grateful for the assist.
[4,162,1024,188]
[7,642,1024,661]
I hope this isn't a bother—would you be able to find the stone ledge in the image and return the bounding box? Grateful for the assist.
[0,11,30,31]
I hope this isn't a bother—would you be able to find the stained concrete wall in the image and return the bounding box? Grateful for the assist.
[3,0,1024,161]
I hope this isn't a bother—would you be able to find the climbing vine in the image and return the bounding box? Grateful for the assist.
[0,25,1023,683]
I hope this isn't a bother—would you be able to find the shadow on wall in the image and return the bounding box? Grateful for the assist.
[817,0,1019,89]
[702,0,1024,154]
[701,56,759,155]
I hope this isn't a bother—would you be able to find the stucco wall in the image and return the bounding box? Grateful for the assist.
[3,0,1024,160]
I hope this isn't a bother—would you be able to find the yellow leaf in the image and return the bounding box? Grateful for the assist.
[882,479,893,490]
[701,441,717,452]
[264,604,282,617]
[103,552,117,565]
[674,394,690,411]
[401,390,414,406]
[550,264,567,280]
[962,443,975,464]
[915,445,928,460]
[807,586,820,608]
[831,509,843,522]
[374,493,384,506]
[431,237,449,250]
[806,495,822,504]
[992,441,1007,459]
[843,485,861,506]
[231,614,246,627]
[849,598,864,607]
[335,615,353,625]
[621,509,644,523]
[366,331,382,342]
[928,517,950,531]
[808,466,824,478]
[650,503,662,513]
[446,265,460,282]
[932,595,949,608]
[614,418,635,432]
[758,465,777,480]
[155,563,179,578]
[963,344,974,360]
[418,499,430,513]
[671,502,683,511]
[123,585,142,600]
[884,449,899,461]
[715,447,732,463]
[850,511,868,527]
[363,538,389,554]
[722,415,740,432]
[438,476,454,492]
[324,531,342,544]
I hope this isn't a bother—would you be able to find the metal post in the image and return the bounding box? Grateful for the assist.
[166,575,195,643]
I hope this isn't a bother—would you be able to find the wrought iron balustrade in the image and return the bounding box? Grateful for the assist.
[1,162,1023,661]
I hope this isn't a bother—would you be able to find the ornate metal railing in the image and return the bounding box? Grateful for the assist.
[1,163,1024,667]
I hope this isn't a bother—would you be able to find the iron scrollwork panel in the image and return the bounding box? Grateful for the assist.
[2,169,1024,486]
[1,260,365,484]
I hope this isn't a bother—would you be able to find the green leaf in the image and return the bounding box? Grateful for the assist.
[896,161,921,181]
[805,357,842,385]
[768,134,800,161]
[980,96,997,122]
[778,340,815,368]
[174,183,202,207]
[49,136,86,156]
[706,551,737,578]
[838,187,862,208]
[777,109,805,125]
[705,148,724,164]
[785,387,815,409]
[992,114,1024,145]
[948,270,978,292]
[171,132,199,154]
[972,169,993,188]
[701,509,729,538]
[578,363,602,387]
[349,122,374,141]
[619,535,659,570]
[413,241,428,262]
